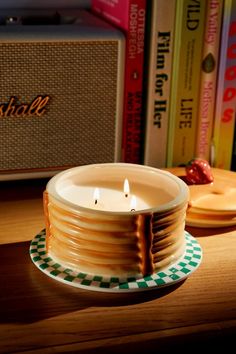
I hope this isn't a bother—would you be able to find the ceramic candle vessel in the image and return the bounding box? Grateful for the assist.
[44,163,189,278]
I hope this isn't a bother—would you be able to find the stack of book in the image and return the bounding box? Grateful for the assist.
[91,0,236,171]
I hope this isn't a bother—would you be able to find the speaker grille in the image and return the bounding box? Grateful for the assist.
[0,40,120,172]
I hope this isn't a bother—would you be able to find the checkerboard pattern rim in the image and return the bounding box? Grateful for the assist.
[29,229,202,293]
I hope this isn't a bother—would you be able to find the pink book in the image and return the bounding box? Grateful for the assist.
[212,0,236,169]
[91,0,146,163]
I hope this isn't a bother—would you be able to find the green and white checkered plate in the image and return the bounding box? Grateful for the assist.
[30,230,202,293]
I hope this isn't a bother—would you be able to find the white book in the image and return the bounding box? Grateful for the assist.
[144,0,176,168]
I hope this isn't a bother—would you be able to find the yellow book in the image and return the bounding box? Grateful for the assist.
[195,0,223,163]
[167,0,206,167]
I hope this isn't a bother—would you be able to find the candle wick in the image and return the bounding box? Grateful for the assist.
[95,199,98,205]
[131,208,135,212]
[125,193,128,198]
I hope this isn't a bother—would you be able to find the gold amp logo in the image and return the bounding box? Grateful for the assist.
[0,95,50,118]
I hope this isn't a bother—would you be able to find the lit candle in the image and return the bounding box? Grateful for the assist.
[124,178,130,198]
[93,180,134,211]
[93,187,100,205]
[66,184,148,212]
[46,163,189,213]
[43,163,190,280]
[130,195,136,212]
[44,163,189,277]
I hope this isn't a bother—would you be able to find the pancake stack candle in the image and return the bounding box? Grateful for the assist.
[43,163,189,278]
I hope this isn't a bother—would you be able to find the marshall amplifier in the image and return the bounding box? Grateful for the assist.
[0,10,125,180]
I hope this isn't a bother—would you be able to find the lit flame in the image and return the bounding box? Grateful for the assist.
[130,195,137,212]
[93,187,100,205]
[124,178,130,197]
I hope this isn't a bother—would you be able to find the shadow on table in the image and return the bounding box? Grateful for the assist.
[0,178,49,202]
[186,225,236,237]
[0,240,184,324]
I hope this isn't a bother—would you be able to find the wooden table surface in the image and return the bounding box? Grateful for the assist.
[0,173,236,353]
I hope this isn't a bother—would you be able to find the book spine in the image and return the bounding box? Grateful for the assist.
[212,0,236,169]
[195,0,223,163]
[92,0,146,164]
[91,0,129,29]
[167,0,206,167]
[143,0,176,168]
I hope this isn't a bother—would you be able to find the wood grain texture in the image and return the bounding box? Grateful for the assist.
[0,173,236,353]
